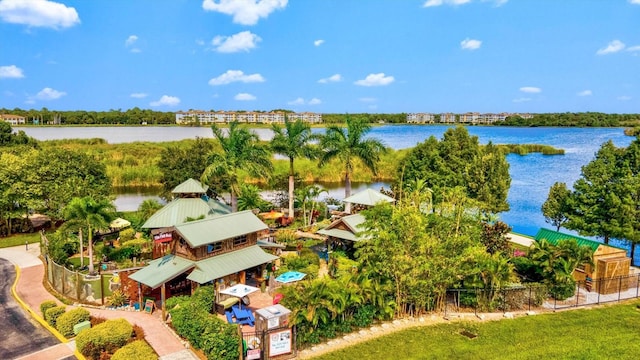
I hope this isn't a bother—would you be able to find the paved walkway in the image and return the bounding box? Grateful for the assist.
[0,244,198,360]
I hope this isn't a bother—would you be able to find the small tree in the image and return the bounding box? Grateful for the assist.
[542,182,571,231]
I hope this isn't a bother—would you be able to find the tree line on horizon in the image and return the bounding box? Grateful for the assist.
[2,107,640,127]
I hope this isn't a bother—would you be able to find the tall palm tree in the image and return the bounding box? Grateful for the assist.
[201,121,272,212]
[271,117,318,220]
[319,116,385,213]
[63,196,116,275]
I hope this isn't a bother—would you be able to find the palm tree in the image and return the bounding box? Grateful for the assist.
[271,117,318,220]
[295,184,327,227]
[319,116,385,213]
[63,196,116,275]
[236,183,268,211]
[201,122,272,212]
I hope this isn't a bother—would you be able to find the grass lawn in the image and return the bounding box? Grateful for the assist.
[315,301,640,360]
[0,232,42,249]
[67,256,91,268]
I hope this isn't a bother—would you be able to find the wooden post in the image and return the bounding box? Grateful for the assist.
[161,283,166,321]
[138,282,143,311]
[100,274,105,305]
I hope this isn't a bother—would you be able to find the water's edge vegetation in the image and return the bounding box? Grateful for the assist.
[39,138,564,189]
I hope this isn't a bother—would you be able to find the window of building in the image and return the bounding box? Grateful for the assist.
[207,243,222,253]
[233,235,247,247]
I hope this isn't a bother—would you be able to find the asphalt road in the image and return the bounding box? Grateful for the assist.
[0,258,59,360]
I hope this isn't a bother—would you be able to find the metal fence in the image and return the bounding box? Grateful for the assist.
[240,326,297,360]
[445,273,640,314]
[45,255,116,305]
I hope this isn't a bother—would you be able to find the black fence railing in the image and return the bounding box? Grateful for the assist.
[240,325,297,360]
[445,273,640,314]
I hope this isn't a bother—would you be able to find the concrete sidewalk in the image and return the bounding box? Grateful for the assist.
[0,244,198,360]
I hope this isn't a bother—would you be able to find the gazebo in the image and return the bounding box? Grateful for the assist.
[343,188,394,213]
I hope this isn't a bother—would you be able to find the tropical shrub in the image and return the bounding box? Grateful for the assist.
[118,228,136,242]
[168,286,239,360]
[40,300,58,319]
[45,305,66,327]
[111,340,157,360]
[56,307,90,338]
[76,318,133,360]
[109,289,128,307]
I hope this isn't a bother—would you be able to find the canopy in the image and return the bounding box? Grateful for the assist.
[343,188,395,206]
[275,271,307,283]
[110,218,131,229]
[220,284,259,298]
[260,210,285,220]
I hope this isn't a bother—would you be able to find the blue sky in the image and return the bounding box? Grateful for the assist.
[0,0,639,114]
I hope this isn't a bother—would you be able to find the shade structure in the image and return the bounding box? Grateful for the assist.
[260,210,285,220]
[275,271,307,284]
[110,218,131,229]
[343,188,395,206]
[220,284,260,298]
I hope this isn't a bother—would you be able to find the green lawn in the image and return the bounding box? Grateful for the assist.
[0,232,42,249]
[315,301,640,360]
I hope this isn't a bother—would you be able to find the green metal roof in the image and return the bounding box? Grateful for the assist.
[128,255,195,289]
[174,210,268,248]
[172,178,208,194]
[534,228,602,252]
[317,213,367,242]
[141,198,231,229]
[187,245,278,284]
[343,188,395,206]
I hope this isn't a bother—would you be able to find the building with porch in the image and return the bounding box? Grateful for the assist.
[130,210,279,319]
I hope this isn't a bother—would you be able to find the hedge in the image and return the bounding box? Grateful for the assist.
[168,286,239,360]
[40,300,58,319]
[76,318,133,360]
[111,340,158,360]
[56,307,90,338]
[45,305,66,327]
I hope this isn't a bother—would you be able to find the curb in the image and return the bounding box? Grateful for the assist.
[10,263,87,360]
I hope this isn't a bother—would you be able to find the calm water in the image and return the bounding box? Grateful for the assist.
[19,125,635,256]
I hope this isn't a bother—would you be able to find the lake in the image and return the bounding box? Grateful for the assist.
[18,125,635,254]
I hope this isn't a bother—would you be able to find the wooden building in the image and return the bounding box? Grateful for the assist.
[534,229,631,294]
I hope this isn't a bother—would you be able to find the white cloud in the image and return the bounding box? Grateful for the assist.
[354,73,395,87]
[460,38,482,50]
[512,97,531,103]
[577,90,592,97]
[0,0,80,29]
[235,93,256,101]
[0,65,24,78]
[318,74,342,84]
[212,31,261,53]
[130,93,148,98]
[130,48,141,53]
[202,0,287,25]
[630,0,640,4]
[287,97,321,105]
[597,40,625,55]
[195,39,205,46]
[125,35,138,47]
[626,45,640,52]
[618,95,632,101]
[208,70,265,86]
[36,87,66,100]
[359,97,377,103]
[287,97,304,105]
[423,0,471,7]
[314,39,324,47]
[520,86,541,93]
[150,95,180,107]
[424,0,505,7]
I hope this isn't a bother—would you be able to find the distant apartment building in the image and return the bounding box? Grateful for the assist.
[439,113,457,124]
[0,113,26,125]
[287,112,322,124]
[406,113,435,124]
[175,110,320,125]
[478,113,509,124]
[459,112,481,124]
